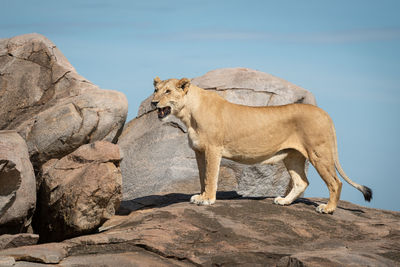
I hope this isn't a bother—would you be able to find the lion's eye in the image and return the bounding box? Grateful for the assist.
[165,89,171,94]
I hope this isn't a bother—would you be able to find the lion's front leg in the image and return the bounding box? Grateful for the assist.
[194,150,206,194]
[190,147,221,205]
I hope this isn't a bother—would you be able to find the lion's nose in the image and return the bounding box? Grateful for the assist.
[151,101,159,108]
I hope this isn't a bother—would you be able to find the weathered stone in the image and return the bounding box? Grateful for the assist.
[0,243,69,264]
[119,68,316,203]
[0,34,128,167]
[0,196,400,266]
[13,261,52,267]
[58,252,188,267]
[0,233,39,250]
[191,67,316,106]
[119,112,200,200]
[0,196,398,266]
[277,248,396,267]
[79,196,400,266]
[0,256,15,266]
[34,141,122,242]
[0,131,36,234]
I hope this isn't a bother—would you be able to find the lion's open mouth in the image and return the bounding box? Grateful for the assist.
[157,106,171,119]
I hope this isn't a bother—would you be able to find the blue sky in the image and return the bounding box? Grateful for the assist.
[1,0,399,211]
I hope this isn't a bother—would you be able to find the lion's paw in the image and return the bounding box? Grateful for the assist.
[190,194,215,205]
[273,196,290,206]
[316,204,334,214]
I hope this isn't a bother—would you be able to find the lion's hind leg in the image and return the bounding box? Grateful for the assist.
[274,150,309,206]
[310,152,342,214]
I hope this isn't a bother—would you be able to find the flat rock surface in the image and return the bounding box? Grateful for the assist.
[1,194,399,266]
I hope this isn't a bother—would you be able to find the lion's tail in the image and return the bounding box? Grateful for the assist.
[332,124,373,202]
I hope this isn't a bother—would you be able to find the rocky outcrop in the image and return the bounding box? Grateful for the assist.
[0,34,128,168]
[119,68,317,203]
[0,33,127,241]
[0,131,36,234]
[0,195,398,266]
[34,141,122,242]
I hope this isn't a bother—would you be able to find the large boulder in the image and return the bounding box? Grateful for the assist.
[119,68,316,203]
[0,34,128,168]
[34,141,122,242]
[0,131,36,234]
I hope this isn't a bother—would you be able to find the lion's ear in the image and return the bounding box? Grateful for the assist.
[177,78,190,93]
[153,77,161,87]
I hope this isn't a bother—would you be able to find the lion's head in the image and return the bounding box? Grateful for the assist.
[151,77,191,119]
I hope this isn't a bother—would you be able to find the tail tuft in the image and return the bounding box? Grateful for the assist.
[362,186,373,202]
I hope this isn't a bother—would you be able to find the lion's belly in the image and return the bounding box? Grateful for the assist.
[221,146,288,165]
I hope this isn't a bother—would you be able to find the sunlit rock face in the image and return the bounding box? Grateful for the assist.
[0,33,128,168]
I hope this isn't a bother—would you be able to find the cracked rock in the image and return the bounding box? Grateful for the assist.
[0,233,39,250]
[2,196,398,266]
[119,68,317,204]
[0,131,36,234]
[34,141,122,242]
[0,242,70,264]
[0,34,128,168]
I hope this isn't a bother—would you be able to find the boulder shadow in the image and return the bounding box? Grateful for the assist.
[118,191,271,215]
[292,198,365,214]
[118,192,365,215]
[118,193,191,215]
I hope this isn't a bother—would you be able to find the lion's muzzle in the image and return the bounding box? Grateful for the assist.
[157,106,171,119]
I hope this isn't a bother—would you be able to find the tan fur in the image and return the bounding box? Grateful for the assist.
[152,77,371,214]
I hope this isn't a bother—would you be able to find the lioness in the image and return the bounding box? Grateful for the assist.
[151,77,372,214]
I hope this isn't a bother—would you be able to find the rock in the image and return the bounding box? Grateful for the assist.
[0,131,36,234]
[119,112,201,201]
[0,196,398,266]
[58,252,188,267]
[191,67,316,106]
[0,34,128,168]
[119,68,316,203]
[0,256,15,266]
[0,243,69,264]
[13,261,52,267]
[277,248,396,267]
[63,196,400,266]
[34,141,122,242]
[0,233,39,250]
